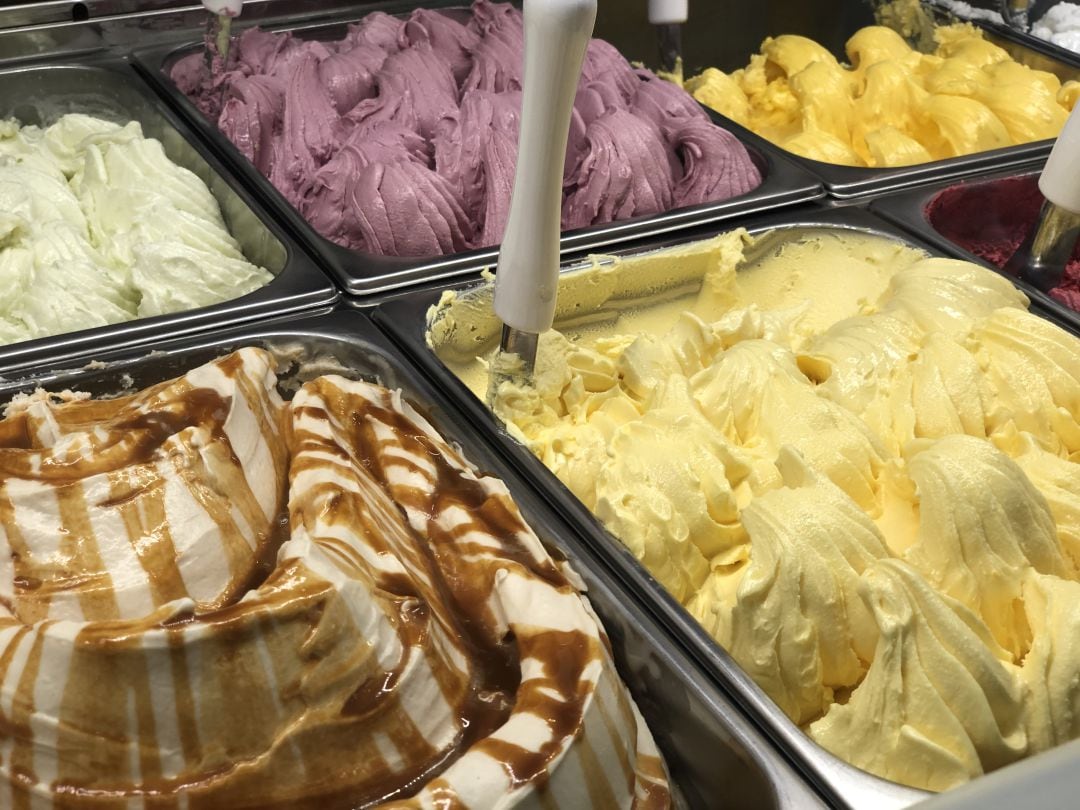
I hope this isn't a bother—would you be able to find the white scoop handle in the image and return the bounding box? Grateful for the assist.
[1040,105,1080,214]
[649,0,688,24]
[203,0,242,16]
[493,0,597,335]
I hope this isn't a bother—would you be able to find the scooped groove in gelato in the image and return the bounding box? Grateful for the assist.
[169,0,762,258]
[0,348,670,807]
[0,114,272,344]
[683,23,1079,167]
[429,228,1080,791]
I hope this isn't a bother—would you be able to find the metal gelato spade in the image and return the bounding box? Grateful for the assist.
[487,0,598,405]
[1000,0,1031,31]
[1004,103,1080,293]
[202,0,243,76]
[650,0,687,82]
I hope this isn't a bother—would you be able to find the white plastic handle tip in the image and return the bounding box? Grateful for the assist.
[493,0,598,335]
[1040,105,1080,215]
[203,0,243,17]
[649,0,688,25]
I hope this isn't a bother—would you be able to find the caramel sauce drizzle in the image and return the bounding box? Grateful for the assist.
[0,350,671,809]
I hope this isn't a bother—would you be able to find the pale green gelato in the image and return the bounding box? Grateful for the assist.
[0,114,272,344]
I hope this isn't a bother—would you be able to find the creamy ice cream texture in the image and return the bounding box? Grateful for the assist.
[0,348,670,807]
[0,114,272,344]
[1031,3,1080,52]
[169,0,762,259]
[936,0,1080,54]
[927,174,1080,311]
[430,227,1080,791]
[683,22,1079,167]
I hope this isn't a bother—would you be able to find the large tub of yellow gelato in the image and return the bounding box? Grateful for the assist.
[376,208,1080,807]
[646,1,1080,197]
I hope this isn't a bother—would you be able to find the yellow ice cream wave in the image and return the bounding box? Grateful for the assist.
[684,24,1080,167]
[429,229,1080,791]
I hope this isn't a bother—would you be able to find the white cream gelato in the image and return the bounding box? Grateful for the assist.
[1032,3,1080,52]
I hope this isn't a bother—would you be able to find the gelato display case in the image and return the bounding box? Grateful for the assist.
[0,55,338,374]
[0,308,826,809]
[375,205,1080,808]
[2,1,1080,808]
[132,1,824,297]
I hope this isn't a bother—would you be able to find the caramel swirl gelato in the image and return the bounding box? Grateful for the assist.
[0,348,669,808]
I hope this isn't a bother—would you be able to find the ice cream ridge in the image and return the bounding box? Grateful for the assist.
[0,114,272,344]
[0,348,670,808]
[684,22,1080,167]
[169,0,761,258]
[430,228,1080,792]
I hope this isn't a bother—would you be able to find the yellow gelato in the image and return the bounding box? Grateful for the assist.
[1019,572,1080,752]
[694,447,889,725]
[428,228,1080,791]
[683,24,1079,167]
[808,558,1028,792]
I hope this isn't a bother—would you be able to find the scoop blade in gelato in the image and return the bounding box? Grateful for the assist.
[927,174,1080,312]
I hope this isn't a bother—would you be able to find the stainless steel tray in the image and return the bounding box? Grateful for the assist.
[0,55,338,374]
[868,164,1080,333]
[372,205,1080,810]
[0,1,385,67]
[130,1,824,298]
[674,1,1076,199]
[0,308,827,810]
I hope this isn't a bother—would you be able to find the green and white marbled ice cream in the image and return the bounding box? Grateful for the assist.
[0,113,272,343]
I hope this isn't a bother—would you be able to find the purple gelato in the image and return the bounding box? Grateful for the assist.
[172,0,763,258]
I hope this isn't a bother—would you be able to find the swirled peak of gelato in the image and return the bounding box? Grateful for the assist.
[0,114,272,345]
[682,23,1078,168]
[169,0,761,259]
[427,227,1080,791]
[0,348,670,808]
